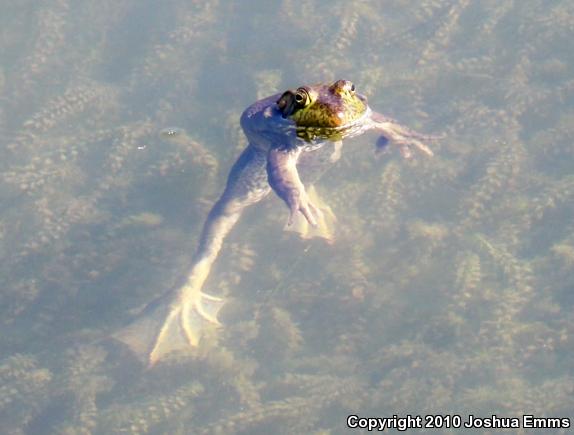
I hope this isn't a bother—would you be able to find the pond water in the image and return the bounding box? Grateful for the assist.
[0,0,573,434]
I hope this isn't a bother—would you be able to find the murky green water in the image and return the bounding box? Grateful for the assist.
[1,0,573,434]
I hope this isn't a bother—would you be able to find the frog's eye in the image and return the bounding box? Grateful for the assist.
[331,79,355,95]
[344,81,356,94]
[295,88,311,107]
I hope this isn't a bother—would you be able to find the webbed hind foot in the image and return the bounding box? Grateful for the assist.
[112,287,225,366]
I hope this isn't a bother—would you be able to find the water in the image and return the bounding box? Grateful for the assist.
[1,0,573,434]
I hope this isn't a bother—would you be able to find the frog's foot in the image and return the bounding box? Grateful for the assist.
[286,184,321,227]
[284,185,336,243]
[112,288,225,367]
[370,112,436,157]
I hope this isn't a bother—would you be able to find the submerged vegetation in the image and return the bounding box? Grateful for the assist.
[1,0,573,433]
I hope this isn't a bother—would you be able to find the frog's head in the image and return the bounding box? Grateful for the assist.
[276,80,370,141]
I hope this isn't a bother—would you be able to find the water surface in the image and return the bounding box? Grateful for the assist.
[1,0,573,433]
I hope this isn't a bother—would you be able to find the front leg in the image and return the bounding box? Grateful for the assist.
[371,112,436,157]
[267,146,320,226]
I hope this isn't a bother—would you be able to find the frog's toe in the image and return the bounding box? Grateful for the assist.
[297,198,320,227]
[179,292,223,341]
[402,138,434,157]
[285,188,321,227]
[284,185,336,243]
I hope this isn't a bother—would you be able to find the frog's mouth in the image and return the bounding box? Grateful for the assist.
[293,108,372,143]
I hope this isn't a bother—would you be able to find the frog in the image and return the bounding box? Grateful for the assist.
[114,80,436,366]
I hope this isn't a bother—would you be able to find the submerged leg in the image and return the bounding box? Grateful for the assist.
[370,112,436,157]
[113,146,271,366]
[267,146,321,226]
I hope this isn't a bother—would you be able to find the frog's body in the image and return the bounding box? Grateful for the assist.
[114,80,436,366]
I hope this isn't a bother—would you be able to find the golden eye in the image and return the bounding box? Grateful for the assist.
[343,80,355,93]
[295,88,310,106]
[331,79,355,95]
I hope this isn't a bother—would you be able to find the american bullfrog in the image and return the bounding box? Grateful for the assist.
[114,80,435,366]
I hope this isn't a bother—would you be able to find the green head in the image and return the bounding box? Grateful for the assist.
[276,80,370,141]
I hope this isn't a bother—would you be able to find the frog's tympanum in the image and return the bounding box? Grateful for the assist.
[114,80,436,366]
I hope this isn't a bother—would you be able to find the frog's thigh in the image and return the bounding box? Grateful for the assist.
[222,145,272,208]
